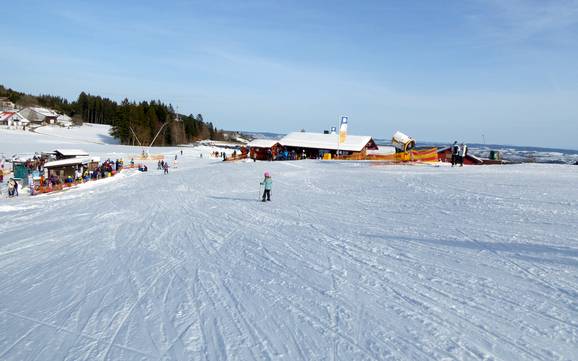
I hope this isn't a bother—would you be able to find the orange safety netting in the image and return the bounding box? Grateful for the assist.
[33,172,119,195]
[334,148,439,163]
[224,154,248,162]
[134,154,165,160]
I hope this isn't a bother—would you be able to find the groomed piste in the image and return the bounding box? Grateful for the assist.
[0,126,577,360]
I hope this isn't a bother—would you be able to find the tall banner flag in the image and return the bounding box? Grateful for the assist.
[339,116,348,144]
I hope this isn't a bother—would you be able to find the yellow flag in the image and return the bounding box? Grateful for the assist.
[339,116,348,143]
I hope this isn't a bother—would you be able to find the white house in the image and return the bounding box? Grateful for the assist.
[0,111,29,129]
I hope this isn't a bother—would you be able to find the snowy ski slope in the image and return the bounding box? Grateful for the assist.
[0,127,577,360]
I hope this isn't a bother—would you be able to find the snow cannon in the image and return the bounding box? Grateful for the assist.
[391,131,415,152]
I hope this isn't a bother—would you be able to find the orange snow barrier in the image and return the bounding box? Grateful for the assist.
[224,154,248,162]
[135,154,165,160]
[334,148,438,163]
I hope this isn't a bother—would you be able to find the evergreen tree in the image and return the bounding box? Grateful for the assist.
[1,84,225,146]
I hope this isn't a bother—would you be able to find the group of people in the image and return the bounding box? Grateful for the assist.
[157,160,170,174]
[276,149,309,161]
[23,156,47,173]
[212,151,226,159]
[251,148,310,162]
[451,141,468,167]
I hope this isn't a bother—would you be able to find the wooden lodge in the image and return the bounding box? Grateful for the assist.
[247,139,282,160]
[276,132,378,159]
[44,157,100,179]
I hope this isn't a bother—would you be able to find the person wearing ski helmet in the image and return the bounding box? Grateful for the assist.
[260,171,272,202]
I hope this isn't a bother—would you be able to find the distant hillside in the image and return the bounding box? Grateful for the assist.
[239,131,285,140]
[0,84,225,146]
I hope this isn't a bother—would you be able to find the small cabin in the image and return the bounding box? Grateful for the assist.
[54,149,89,160]
[44,157,100,180]
[247,139,282,160]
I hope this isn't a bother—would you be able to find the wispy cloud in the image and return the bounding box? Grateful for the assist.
[468,0,578,44]
[52,7,179,38]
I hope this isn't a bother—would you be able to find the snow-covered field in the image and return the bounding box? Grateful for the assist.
[1,126,578,360]
[33,124,120,145]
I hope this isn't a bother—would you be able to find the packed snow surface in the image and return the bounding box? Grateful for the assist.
[33,124,120,145]
[1,127,578,360]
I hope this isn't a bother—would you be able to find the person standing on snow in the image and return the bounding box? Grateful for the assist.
[459,143,468,167]
[260,171,272,202]
[28,174,34,195]
[451,141,459,167]
[163,162,169,175]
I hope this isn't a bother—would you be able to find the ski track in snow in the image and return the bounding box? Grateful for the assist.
[0,144,578,360]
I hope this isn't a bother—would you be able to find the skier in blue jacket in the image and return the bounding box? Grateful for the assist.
[261,171,272,202]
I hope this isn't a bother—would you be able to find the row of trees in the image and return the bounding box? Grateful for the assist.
[0,85,225,145]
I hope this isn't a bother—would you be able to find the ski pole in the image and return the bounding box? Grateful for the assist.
[258,183,262,201]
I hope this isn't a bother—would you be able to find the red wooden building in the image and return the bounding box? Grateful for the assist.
[437,147,484,165]
[247,139,282,160]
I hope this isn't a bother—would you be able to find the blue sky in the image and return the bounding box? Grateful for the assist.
[1,0,578,148]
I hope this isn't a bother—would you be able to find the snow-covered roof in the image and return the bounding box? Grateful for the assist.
[247,139,281,148]
[1,112,28,123]
[57,114,72,122]
[279,132,375,152]
[29,107,59,117]
[44,156,99,168]
[54,149,89,157]
[367,146,396,155]
[0,111,16,121]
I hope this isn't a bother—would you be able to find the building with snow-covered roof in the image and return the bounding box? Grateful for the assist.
[56,114,73,127]
[44,156,100,179]
[18,107,59,125]
[0,111,17,126]
[247,139,282,160]
[278,132,378,159]
[54,149,89,159]
[0,111,28,129]
[437,146,484,165]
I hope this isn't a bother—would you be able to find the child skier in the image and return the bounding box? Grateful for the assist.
[260,171,272,202]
